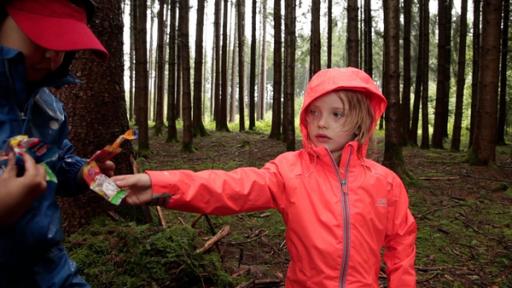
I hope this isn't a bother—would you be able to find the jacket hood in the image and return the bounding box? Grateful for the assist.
[299,67,387,156]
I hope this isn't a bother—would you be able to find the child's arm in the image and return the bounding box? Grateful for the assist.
[53,139,87,196]
[0,153,47,225]
[383,176,417,288]
[114,162,285,215]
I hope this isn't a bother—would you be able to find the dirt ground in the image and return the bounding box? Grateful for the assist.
[140,130,512,288]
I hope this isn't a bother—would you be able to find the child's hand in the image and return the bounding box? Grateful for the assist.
[96,160,115,177]
[112,173,153,205]
[0,153,47,224]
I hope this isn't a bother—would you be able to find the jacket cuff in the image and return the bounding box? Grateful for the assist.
[146,170,174,207]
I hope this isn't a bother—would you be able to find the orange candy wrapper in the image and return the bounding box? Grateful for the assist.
[83,129,137,205]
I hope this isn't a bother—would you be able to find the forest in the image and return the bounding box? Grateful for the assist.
[52,0,512,287]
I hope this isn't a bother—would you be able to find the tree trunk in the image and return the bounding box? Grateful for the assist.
[218,0,230,131]
[420,0,430,149]
[129,0,135,122]
[193,0,207,137]
[283,0,296,150]
[167,0,178,142]
[258,0,267,120]
[178,0,193,151]
[469,0,502,165]
[213,0,222,123]
[230,2,238,123]
[382,0,406,177]
[135,0,149,151]
[269,0,282,139]
[497,0,509,145]
[469,0,481,148]
[309,0,321,78]
[432,0,452,148]
[249,0,257,130]
[451,0,468,151]
[346,0,359,68]
[401,0,412,146]
[409,0,423,147]
[363,0,372,76]
[327,0,333,68]
[237,0,246,131]
[154,0,166,136]
[58,0,143,232]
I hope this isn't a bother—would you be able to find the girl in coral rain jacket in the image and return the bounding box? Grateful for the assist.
[113,67,417,288]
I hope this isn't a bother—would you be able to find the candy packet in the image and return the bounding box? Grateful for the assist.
[82,129,137,205]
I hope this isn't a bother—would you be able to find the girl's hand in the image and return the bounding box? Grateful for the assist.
[112,173,153,205]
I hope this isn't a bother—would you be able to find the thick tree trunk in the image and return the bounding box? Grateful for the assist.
[432,0,452,148]
[135,0,149,151]
[193,0,207,137]
[420,0,430,149]
[269,0,282,139]
[451,0,468,151]
[309,0,321,78]
[469,0,502,165]
[178,0,193,151]
[346,0,359,68]
[382,0,406,177]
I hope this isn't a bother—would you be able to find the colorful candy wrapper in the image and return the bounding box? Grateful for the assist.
[83,129,137,205]
[82,161,126,205]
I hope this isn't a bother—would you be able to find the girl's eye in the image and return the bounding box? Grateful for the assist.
[333,111,344,119]
[308,109,319,116]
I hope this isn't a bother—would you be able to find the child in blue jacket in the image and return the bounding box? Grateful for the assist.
[0,0,114,286]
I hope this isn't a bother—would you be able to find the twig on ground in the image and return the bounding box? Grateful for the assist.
[195,225,230,254]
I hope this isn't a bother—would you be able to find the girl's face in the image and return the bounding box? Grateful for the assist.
[306,92,355,162]
[0,16,65,81]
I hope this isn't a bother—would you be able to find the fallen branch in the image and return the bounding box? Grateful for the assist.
[195,225,230,254]
[418,176,459,180]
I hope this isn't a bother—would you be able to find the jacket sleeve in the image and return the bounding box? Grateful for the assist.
[54,138,87,197]
[146,161,285,215]
[383,175,417,288]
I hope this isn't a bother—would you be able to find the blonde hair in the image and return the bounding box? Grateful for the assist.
[332,90,374,145]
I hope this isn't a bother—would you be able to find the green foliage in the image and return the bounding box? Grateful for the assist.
[66,218,232,288]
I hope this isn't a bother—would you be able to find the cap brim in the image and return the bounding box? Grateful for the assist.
[9,9,109,59]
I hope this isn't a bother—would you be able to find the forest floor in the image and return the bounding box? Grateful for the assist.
[68,128,512,288]
[138,128,512,288]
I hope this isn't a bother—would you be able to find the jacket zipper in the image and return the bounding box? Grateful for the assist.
[328,147,353,288]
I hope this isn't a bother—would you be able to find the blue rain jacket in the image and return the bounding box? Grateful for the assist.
[0,46,89,287]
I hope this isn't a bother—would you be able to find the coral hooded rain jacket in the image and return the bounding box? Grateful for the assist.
[148,68,417,287]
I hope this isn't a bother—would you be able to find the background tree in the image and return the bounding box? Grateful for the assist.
[237,0,246,131]
[283,0,296,150]
[451,0,468,151]
[432,0,453,149]
[382,0,407,176]
[363,0,372,76]
[347,0,359,67]
[135,0,149,151]
[218,0,230,131]
[420,0,430,149]
[249,0,257,130]
[497,0,509,145]
[470,0,503,164]
[178,0,193,151]
[213,0,222,124]
[167,0,178,142]
[309,0,321,78]
[327,0,332,68]
[269,0,282,139]
[154,0,165,136]
[401,0,412,146]
[258,0,267,120]
[469,0,481,148]
[193,0,207,137]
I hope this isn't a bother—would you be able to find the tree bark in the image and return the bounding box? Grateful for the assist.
[451,0,468,151]
[327,0,332,68]
[213,0,222,123]
[401,0,412,146]
[193,0,207,137]
[237,0,246,131]
[258,0,267,120]
[167,0,178,142]
[346,0,359,68]
[309,0,321,78]
[420,0,430,149]
[249,0,257,130]
[154,0,166,136]
[283,0,296,150]
[218,0,230,131]
[363,0,372,76]
[269,0,282,139]
[469,0,481,148]
[469,0,502,165]
[135,0,149,151]
[178,0,193,151]
[497,0,509,145]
